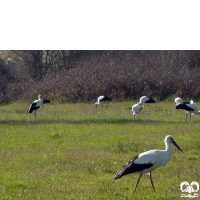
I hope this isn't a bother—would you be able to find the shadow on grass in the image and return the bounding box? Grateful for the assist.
[0,118,189,125]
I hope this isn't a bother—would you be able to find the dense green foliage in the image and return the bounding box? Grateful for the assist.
[0,101,199,199]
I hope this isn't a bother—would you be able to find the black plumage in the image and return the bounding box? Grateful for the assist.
[95,96,111,109]
[176,104,194,111]
[28,95,50,119]
[114,156,153,179]
[100,96,111,102]
[28,103,40,113]
[43,99,51,104]
[145,98,155,103]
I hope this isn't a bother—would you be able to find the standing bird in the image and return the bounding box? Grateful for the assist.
[132,96,155,118]
[174,97,190,111]
[114,135,183,195]
[95,96,111,109]
[176,100,200,122]
[28,95,50,119]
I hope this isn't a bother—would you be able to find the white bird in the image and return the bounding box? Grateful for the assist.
[95,96,111,109]
[132,96,155,118]
[174,97,190,112]
[114,135,183,195]
[28,95,50,119]
[176,100,200,122]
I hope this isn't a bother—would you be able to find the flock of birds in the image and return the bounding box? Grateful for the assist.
[28,95,200,122]
[27,95,199,195]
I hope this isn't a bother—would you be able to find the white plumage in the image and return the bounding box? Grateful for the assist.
[175,97,183,105]
[132,96,155,118]
[95,96,111,109]
[115,135,183,195]
[28,95,50,119]
[176,100,200,122]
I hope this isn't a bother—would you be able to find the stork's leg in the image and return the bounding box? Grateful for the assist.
[34,111,37,120]
[133,174,143,195]
[186,112,188,121]
[190,113,191,123]
[149,172,155,192]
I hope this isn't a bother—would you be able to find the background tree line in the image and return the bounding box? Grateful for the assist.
[0,50,200,103]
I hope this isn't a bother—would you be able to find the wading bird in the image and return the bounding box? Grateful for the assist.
[176,100,200,122]
[114,135,183,195]
[28,95,50,119]
[95,96,111,109]
[174,97,190,112]
[132,96,155,118]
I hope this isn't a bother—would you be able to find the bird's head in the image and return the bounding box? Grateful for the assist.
[165,135,183,152]
[38,95,42,99]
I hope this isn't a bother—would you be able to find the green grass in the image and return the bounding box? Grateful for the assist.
[0,101,199,200]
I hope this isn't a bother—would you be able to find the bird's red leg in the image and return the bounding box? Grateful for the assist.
[133,174,143,195]
[149,172,155,192]
[34,111,37,120]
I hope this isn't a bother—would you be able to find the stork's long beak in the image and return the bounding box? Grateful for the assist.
[172,141,183,153]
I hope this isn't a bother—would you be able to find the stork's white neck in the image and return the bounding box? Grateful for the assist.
[139,100,145,105]
[38,96,42,100]
[163,141,173,166]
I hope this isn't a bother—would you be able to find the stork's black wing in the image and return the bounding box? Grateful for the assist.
[176,103,194,111]
[114,155,153,179]
[101,96,111,102]
[43,99,50,104]
[28,102,39,113]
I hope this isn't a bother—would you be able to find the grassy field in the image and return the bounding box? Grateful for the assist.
[0,101,199,200]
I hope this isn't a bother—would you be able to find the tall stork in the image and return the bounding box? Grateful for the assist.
[176,100,200,122]
[132,96,155,118]
[174,97,190,112]
[114,135,183,195]
[28,95,50,119]
[95,96,111,109]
